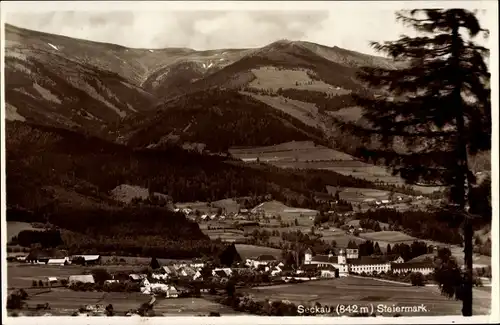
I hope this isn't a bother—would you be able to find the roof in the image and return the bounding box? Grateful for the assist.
[68,275,95,283]
[348,256,392,265]
[214,270,228,277]
[386,254,403,261]
[311,255,339,264]
[305,248,313,254]
[391,261,434,269]
[256,255,276,261]
[162,266,177,275]
[180,267,197,276]
[47,258,68,264]
[27,249,67,260]
[347,241,359,249]
[72,255,100,261]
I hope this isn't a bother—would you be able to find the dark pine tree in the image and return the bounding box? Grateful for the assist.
[341,9,490,316]
[150,257,161,270]
[218,243,242,267]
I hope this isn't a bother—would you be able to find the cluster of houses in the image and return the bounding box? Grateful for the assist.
[8,249,102,266]
[243,244,434,279]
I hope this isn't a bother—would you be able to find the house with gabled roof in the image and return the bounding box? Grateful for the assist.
[26,249,68,264]
[70,255,101,265]
[318,264,338,278]
[246,254,277,269]
[161,265,178,277]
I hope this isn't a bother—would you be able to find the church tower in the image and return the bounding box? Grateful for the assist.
[304,248,312,264]
[338,248,347,265]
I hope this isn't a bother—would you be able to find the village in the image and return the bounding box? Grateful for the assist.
[6,192,491,316]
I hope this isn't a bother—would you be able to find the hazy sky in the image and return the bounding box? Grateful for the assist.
[3,3,495,56]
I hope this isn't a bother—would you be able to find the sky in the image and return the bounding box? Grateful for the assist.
[3,3,495,56]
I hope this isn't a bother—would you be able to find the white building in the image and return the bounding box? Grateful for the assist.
[46,257,70,265]
[303,248,410,276]
[346,245,359,259]
[391,261,434,275]
[318,265,337,278]
[189,259,205,269]
[304,248,349,277]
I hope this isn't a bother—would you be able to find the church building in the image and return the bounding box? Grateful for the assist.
[304,248,349,277]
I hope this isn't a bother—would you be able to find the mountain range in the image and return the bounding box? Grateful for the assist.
[4,24,401,143]
[4,24,490,220]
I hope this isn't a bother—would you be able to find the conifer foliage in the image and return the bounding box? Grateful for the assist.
[344,9,490,316]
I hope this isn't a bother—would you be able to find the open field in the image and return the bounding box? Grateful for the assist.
[249,67,351,94]
[7,264,93,289]
[327,105,364,123]
[6,221,41,242]
[327,186,409,203]
[243,276,491,316]
[246,93,320,128]
[252,200,319,218]
[229,141,442,194]
[316,232,366,247]
[7,264,159,289]
[204,230,246,242]
[230,141,355,163]
[360,231,417,243]
[10,288,237,316]
[347,219,390,230]
[175,199,240,214]
[235,244,282,260]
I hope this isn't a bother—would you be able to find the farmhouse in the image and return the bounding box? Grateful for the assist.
[26,249,68,264]
[47,257,70,265]
[71,255,101,265]
[177,266,197,278]
[318,265,338,278]
[246,254,277,269]
[391,261,434,275]
[161,265,178,277]
[212,268,232,278]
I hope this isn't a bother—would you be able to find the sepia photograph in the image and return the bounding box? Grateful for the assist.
[1,1,498,323]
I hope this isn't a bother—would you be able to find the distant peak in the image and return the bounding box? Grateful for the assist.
[267,39,298,47]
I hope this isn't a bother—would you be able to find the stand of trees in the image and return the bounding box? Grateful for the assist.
[356,209,468,245]
[10,229,63,248]
[344,9,490,316]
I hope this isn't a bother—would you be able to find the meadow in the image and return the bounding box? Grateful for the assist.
[10,287,236,316]
[6,221,40,242]
[229,141,442,194]
[243,276,491,316]
[234,244,282,260]
[249,67,351,95]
